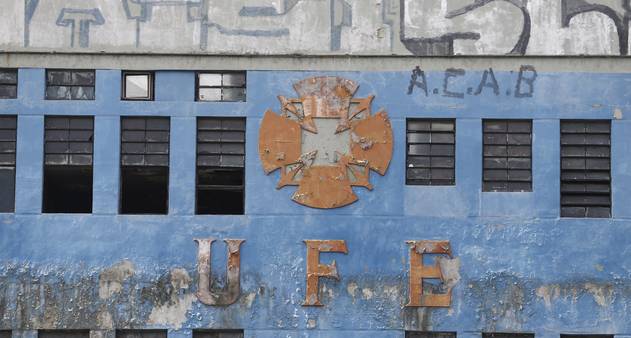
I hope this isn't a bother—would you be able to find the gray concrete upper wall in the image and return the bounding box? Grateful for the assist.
[1,0,629,56]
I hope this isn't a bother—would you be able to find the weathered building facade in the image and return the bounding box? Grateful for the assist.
[1,1,631,338]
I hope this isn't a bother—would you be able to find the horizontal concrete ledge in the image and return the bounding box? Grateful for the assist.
[0,52,631,73]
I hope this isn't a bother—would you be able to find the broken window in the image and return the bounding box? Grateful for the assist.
[46,69,95,100]
[43,116,93,213]
[406,332,456,338]
[122,71,154,100]
[0,116,16,212]
[196,117,245,214]
[197,72,246,102]
[483,333,535,338]
[561,120,611,218]
[193,330,244,338]
[39,331,89,338]
[116,331,166,338]
[0,69,17,99]
[406,119,456,185]
[483,120,532,192]
[120,117,169,214]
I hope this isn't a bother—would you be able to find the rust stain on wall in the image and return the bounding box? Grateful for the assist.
[194,238,245,306]
[258,76,393,209]
[406,240,454,307]
[303,240,348,306]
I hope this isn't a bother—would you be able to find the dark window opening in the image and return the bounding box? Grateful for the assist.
[560,335,613,338]
[196,72,246,102]
[0,331,10,338]
[116,330,167,338]
[122,71,154,100]
[39,331,90,338]
[43,116,93,214]
[194,330,244,338]
[561,120,611,218]
[0,115,16,212]
[483,119,532,192]
[0,69,18,99]
[406,332,456,338]
[406,119,456,186]
[483,333,535,338]
[196,117,245,215]
[46,69,95,100]
[120,117,169,214]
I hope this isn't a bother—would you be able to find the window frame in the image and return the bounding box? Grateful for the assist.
[0,115,17,213]
[560,119,612,218]
[482,119,533,193]
[119,116,170,215]
[121,71,155,101]
[195,71,247,102]
[0,68,18,99]
[405,118,456,186]
[42,115,94,214]
[45,69,95,101]
[195,117,246,215]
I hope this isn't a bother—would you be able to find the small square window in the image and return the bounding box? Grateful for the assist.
[197,72,246,102]
[45,69,94,100]
[122,71,153,100]
[0,69,17,99]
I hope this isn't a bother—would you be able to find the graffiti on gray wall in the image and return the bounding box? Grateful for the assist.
[407,65,538,98]
[56,8,105,48]
[13,0,631,55]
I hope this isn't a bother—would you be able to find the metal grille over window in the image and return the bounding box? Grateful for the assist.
[43,116,94,213]
[194,330,244,338]
[483,120,532,192]
[483,333,535,338]
[406,119,456,185]
[561,120,611,218]
[406,332,456,338]
[0,116,16,212]
[196,117,245,215]
[120,117,170,214]
[197,72,246,102]
[46,69,95,100]
[0,69,17,99]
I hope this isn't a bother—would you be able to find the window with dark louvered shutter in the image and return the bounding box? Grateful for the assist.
[406,119,456,186]
[196,117,245,215]
[483,120,532,192]
[483,333,535,338]
[406,332,456,338]
[43,116,94,213]
[194,330,244,338]
[116,331,167,338]
[0,116,16,212]
[560,120,611,218]
[120,116,170,214]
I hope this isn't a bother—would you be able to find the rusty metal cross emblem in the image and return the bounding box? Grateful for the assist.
[258,76,393,209]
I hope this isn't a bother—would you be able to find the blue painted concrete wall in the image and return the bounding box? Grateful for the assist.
[1,68,631,338]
